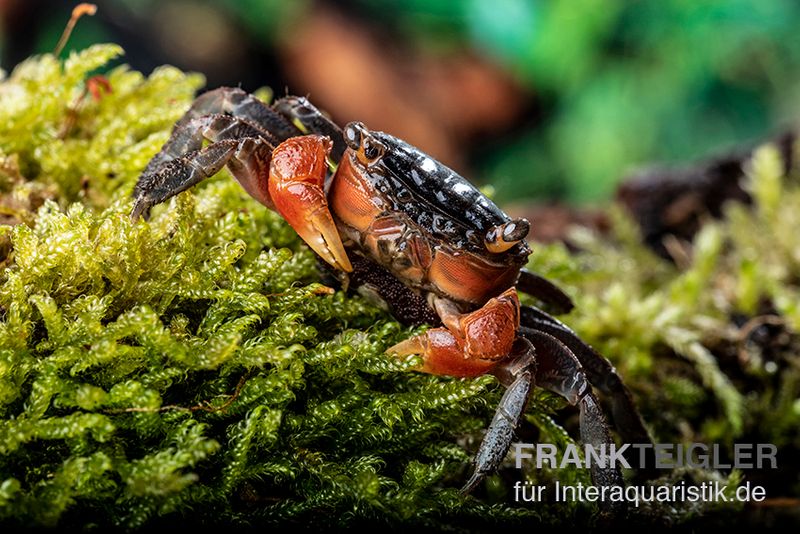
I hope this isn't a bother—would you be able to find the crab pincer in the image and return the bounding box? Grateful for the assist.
[269,135,352,272]
[388,288,520,378]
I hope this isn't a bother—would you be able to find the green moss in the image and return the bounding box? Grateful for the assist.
[542,142,800,449]
[1,43,796,530]
[0,44,554,530]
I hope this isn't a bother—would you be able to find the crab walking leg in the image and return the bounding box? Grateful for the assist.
[132,114,278,219]
[516,268,575,314]
[132,140,240,220]
[269,135,353,272]
[388,288,521,377]
[519,328,623,490]
[152,88,300,166]
[272,96,348,161]
[140,89,302,182]
[520,306,654,456]
[177,87,303,141]
[461,338,536,493]
[461,330,623,496]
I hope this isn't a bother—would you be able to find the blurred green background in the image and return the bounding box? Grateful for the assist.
[2,0,800,207]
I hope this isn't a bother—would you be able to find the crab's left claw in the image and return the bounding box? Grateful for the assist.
[269,135,353,273]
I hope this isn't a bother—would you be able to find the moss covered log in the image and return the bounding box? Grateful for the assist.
[0,44,797,529]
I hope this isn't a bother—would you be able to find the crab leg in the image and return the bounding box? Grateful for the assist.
[132,113,278,219]
[462,329,623,500]
[273,96,347,161]
[132,138,243,220]
[518,329,623,490]
[520,306,654,452]
[139,88,302,183]
[269,135,352,273]
[520,305,656,480]
[170,87,301,144]
[461,337,536,493]
[516,268,575,314]
[131,113,352,272]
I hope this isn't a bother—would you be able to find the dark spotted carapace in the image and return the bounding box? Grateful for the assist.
[330,122,531,308]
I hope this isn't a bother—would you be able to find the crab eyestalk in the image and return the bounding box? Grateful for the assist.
[484,219,530,254]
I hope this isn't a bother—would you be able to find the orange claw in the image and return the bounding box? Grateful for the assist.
[269,135,353,272]
[388,288,520,377]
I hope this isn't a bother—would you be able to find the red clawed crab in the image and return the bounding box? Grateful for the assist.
[131,88,652,492]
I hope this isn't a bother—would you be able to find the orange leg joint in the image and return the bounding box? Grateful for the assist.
[388,288,520,377]
[269,135,353,272]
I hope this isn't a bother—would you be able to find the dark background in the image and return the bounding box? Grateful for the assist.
[3,0,800,209]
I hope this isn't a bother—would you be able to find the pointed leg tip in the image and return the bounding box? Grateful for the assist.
[130,199,150,222]
[460,471,484,495]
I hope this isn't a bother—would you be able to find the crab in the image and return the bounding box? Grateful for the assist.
[131,87,653,493]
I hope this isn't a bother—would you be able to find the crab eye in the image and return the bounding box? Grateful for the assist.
[344,122,364,150]
[359,137,385,166]
[363,141,379,160]
[484,219,530,253]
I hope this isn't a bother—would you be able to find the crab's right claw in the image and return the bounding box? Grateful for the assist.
[269,135,353,273]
